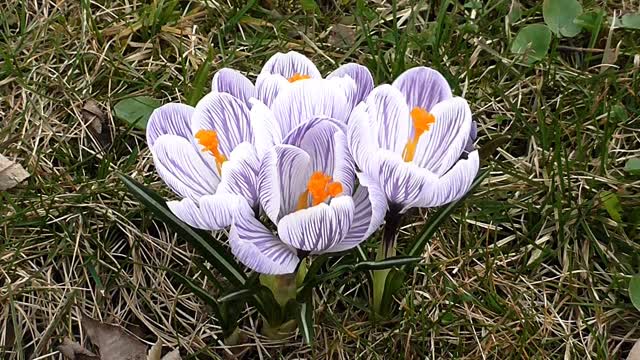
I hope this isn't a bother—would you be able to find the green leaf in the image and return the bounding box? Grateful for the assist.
[113,96,160,130]
[405,170,489,265]
[118,174,247,286]
[187,50,214,106]
[511,24,552,64]
[379,269,406,316]
[574,10,604,33]
[620,13,640,30]
[624,158,640,175]
[300,0,319,13]
[630,275,640,311]
[507,0,522,23]
[542,0,583,37]
[296,300,314,345]
[599,190,623,223]
[353,256,422,271]
[218,288,254,303]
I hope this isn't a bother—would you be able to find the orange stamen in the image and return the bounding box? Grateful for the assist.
[195,129,227,174]
[296,171,343,210]
[288,73,311,83]
[402,107,436,162]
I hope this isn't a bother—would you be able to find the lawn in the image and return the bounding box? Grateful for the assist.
[1,0,640,359]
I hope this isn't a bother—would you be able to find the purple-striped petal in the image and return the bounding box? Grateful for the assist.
[412,97,472,176]
[392,67,453,111]
[249,99,282,158]
[211,68,256,106]
[364,85,412,154]
[282,117,355,195]
[229,215,300,275]
[151,135,219,201]
[191,92,253,157]
[167,193,252,230]
[328,63,374,108]
[326,172,387,252]
[147,103,194,147]
[217,142,260,209]
[260,51,322,79]
[255,73,289,108]
[347,103,381,176]
[277,196,354,252]
[419,150,479,208]
[258,145,312,223]
[271,79,354,136]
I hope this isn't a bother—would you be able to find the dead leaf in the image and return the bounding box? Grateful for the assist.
[628,338,640,360]
[601,12,620,73]
[81,315,148,360]
[81,100,112,148]
[147,339,182,360]
[160,350,181,360]
[0,154,30,190]
[58,338,100,360]
[328,24,356,49]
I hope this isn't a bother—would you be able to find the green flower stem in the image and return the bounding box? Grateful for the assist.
[372,209,403,315]
[260,273,297,309]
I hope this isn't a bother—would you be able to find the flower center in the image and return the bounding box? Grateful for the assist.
[296,171,343,210]
[195,129,227,174]
[288,73,311,83]
[402,107,436,162]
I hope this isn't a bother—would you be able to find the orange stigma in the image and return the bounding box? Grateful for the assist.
[288,73,311,83]
[296,172,343,210]
[195,129,227,174]
[402,107,436,162]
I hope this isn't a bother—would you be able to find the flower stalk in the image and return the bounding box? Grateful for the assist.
[372,206,403,315]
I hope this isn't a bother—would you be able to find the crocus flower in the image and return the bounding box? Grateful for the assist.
[228,117,386,275]
[146,90,263,229]
[347,67,479,214]
[211,51,374,113]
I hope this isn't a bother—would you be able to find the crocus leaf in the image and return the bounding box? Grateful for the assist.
[218,288,254,303]
[353,256,422,271]
[379,269,406,317]
[599,190,623,223]
[630,275,640,311]
[620,13,640,30]
[296,300,314,345]
[624,158,640,175]
[404,169,489,267]
[171,270,223,321]
[113,96,160,130]
[119,174,247,286]
[511,24,552,64]
[542,0,583,37]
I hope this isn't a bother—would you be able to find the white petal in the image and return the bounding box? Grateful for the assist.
[260,51,322,79]
[347,103,381,176]
[364,84,412,154]
[211,68,256,106]
[146,103,194,147]
[255,73,289,108]
[248,98,283,159]
[167,194,252,230]
[419,150,479,208]
[217,142,260,209]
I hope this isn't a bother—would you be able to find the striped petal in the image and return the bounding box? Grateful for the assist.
[255,73,289,108]
[326,173,387,252]
[167,193,252,230]
[282,117,355,195]
[192,92,253,157]
[412,97,472,176]
[419,150,479,208]
[147,103,194,147]
[364,85,412,154]
[328,63,374,108]
[258,145,312,223]
[211,68,256,106]
[271,79,354,136]
[392,67,453,111]
[249,99,282,159]
[260,51,322,79]
[151,135,219,201]
[277,196,354,252]
[229,215,300,275]
[217,142,260,210]
[347,103,381,176]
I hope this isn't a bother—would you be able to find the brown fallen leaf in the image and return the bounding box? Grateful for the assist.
[0,154,30,191]
[81,100,112,148]
[58,338,99,360]
[328,24,356,49]
[628,338,640,360]
[601,12,620,73]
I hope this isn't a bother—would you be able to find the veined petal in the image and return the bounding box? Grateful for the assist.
[328,63,374,108]
[419,150,479,208]
[260,51,322,79]
[255,73,289,108]
[229,215,300,275]
[377,150,438,211]
[277,196,354,252]
[271,79,352,136]
[283,117,355,195]
[211,68,256,106]
[192,92,253,156]
[413,97,472,176]
[392,66,453,111]
[152,135,219,201]
[258,145,312,223]
[347,103,381,176]
[326,173,387,252]
[147,103,194,147]
[365,85,412,154]
[167,194,252,230]
[217,142,260,209]
[249,99,283,159]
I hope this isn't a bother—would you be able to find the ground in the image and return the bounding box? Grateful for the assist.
[1,0,640,359]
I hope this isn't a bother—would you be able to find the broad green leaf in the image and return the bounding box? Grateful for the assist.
[599,190,623,222]
[630,275,640,311]
[542,0,583,37]
[625,158,640,175]
[507,0,522,23]
[300,0,319,13]
[511,24,552,64]
[119,174,247,286]
[113,96,160,130]
[575,10,604,33]
[621,13,640,30]
[296,300,314,345]
[379,269,406,316]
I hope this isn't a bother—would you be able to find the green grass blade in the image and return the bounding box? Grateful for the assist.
[297,300,314,346]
